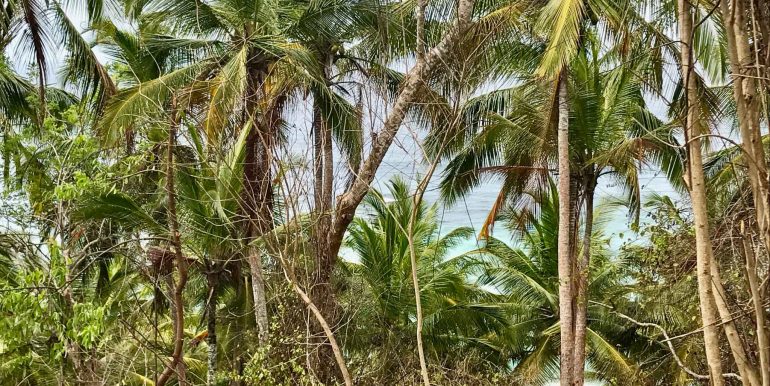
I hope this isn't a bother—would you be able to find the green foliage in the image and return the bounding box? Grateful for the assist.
[0,0,766,384]
[341,177,510,382]
[468,181,640,385]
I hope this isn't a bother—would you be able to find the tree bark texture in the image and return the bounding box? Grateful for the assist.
[678,2,725,384]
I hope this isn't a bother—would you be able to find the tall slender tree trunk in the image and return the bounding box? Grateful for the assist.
[756,0,770,104]
[556,72,575,386]
[720,0,770,281]
[678,2,725,385]
[740,222,770,386]
[572,172,594,385]
[409,213,430,386]
[310,52,344,384]
[407,161,447,386]
[411,1,431,381]
[243,52,275,344]
[157,95,190,386]
[311,101,335,317]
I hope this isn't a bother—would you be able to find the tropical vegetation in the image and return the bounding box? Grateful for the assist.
[1,0,770,385]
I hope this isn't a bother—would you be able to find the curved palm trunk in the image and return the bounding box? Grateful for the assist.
[678,2,724,384]
[556,73,575,386]
[572,172,595,385]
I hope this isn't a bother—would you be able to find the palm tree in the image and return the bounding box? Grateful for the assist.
[174,123,254,385]
[78,116,256,384]
[439,36,680,382]
[528,0,701,381]
[0,0,115,116]
[468,181,638,385]
[342,177,509,382]
[96,0,371,347]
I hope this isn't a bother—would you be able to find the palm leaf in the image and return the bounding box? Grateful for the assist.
[535,0,586,77]
[98,62,204,146]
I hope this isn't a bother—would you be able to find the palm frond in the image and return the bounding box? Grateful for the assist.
[98,62,204,146]
[535,0,586,77]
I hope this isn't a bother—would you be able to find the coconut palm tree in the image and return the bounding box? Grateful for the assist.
[528,1,692,381]
[342,177,509,382]
[78,115,258,384]
[467,180,639,385]
[439,37,681,383]
[95,0,373,348]
[0,0,114,115]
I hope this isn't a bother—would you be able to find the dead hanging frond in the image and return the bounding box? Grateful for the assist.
[147,246,175,276]
[478,187,507,240]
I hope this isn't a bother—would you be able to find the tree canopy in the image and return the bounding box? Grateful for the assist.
[2,0,770,385]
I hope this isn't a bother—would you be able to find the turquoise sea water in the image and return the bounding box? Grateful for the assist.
[360,133,664,386]
[356,129,679,257]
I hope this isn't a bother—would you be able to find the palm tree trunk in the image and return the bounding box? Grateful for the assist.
[556,72,575,386]
[572,172,594,385]
[740,221,770,386]
[678,2,724,384]
[722,0,770,257]
[248,249,269,345]
[206,273,219,386]
[310,52,344,384]
[311,85,336,316]
[243,52,275,344]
